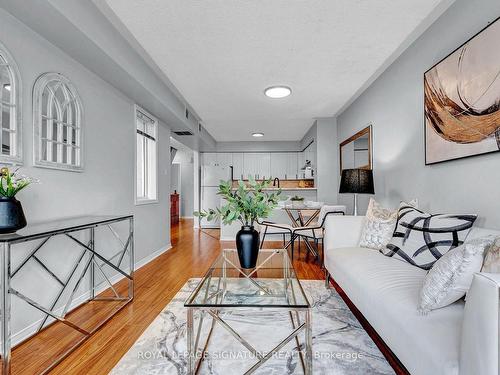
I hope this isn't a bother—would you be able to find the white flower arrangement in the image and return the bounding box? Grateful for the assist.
[0,167,39,198]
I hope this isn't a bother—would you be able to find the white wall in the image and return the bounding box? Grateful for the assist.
[0,9,171,343]
[337,0,500,228]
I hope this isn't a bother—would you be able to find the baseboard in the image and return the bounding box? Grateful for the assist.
[134,243,172,270]
[11,242,172,347]
[327,276,410,375]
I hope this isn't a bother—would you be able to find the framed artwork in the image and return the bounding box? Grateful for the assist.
[424,17,500,165]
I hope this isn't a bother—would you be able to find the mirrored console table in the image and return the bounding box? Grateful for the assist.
[0,215,134,374]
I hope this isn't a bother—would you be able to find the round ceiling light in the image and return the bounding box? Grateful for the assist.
[252,132,264,137]
[264,86,291,99]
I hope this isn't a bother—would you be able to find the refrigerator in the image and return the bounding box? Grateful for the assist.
[200,165,232,228]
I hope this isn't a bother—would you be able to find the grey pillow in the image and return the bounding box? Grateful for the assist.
[418,236,495,314]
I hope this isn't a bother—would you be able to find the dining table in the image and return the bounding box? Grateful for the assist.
[280,203,323,258]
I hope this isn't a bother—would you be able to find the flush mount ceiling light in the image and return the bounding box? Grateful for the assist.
[264,86,291,99]
[252,132,264,137]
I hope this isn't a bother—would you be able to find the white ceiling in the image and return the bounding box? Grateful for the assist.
[104,0,452,142]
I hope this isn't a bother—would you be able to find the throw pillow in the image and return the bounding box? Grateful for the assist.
[381,203,477,270]
[359,199,418,251]
[482,236,500,273]
[359,198,398,250]
[418,236,495,314]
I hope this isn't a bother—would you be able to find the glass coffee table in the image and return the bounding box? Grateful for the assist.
[184,249,312,374]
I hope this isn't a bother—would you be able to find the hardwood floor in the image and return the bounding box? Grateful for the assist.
[12,219,324,374]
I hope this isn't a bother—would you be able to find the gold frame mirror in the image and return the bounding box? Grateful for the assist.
[339,125,372,174]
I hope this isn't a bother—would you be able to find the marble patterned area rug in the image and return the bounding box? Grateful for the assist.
[111,279,394,375]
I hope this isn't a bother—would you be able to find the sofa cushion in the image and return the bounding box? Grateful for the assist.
[419,236,495,313]
[325,247,463,375]
[381,204,477,270]
[482,236,500,273]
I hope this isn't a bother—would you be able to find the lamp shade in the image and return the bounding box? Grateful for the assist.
[339,169,374,194]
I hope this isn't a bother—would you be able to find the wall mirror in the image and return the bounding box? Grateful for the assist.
[339,125,372,173]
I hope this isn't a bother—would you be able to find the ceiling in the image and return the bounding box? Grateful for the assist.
[103,0,452,142]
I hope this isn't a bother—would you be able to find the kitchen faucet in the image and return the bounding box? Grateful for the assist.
[273,177,280,188]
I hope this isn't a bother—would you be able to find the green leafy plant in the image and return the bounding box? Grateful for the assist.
[194,177,282,227]
[0,167,38,198]
[290,195,304,202]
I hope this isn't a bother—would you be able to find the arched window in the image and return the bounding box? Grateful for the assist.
[0,43,22,164]
[33,73,83,171]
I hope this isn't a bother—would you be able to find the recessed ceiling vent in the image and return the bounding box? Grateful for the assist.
[173,130,194,136]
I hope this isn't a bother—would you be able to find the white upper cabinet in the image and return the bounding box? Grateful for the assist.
[270,153,287,179]
[286,152,298,179]
[243,153,270,180]
[216,153,232,168]
[202,151,304,180]
[201,152,232,167]
[232,153,244,180]
[202,152,217,166]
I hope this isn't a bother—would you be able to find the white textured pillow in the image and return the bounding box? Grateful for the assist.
[359,199,417,251]
[482,236,500,273]
[418,236,495,314]
[358,199,397,250]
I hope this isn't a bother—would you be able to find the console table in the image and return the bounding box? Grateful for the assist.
[0,215,134,374]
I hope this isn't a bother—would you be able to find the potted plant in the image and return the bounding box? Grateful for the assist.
[290,195,305,208]
[0,167,37,234]
[194,177,282,269]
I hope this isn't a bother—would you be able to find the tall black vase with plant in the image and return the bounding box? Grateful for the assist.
[0,167,36,234]
[194,177,282,269]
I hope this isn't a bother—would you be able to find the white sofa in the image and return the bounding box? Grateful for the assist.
[323,215,500,375]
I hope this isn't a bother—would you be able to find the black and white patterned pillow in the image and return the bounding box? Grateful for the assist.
[381,203,477,270]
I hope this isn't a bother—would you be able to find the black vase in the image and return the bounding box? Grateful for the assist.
[236,225,260,269]
[0,197,27,234]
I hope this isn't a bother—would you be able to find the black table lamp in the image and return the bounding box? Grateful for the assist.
[339,169,374,215]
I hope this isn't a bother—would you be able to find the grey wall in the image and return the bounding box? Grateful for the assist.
[172,148,194,217]
[337,0,500,228]
[181,162,195,217]
[316,118,339,204]
[0,8,171,343]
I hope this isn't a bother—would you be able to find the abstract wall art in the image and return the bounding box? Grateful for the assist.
[424,17,500,165]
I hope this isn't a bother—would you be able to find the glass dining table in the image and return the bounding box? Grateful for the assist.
[280,203,323,258]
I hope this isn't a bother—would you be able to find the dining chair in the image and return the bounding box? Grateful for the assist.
[293,205,346,266]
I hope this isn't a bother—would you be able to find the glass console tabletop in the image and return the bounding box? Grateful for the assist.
[185,248,310,309]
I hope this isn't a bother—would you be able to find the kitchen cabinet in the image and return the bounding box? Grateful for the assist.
[232,153,244,180]
[286,152,298,179]
[202,153,218,167]
[243,153,270,179]
[201,152,232,167]
[216,153,233,168]
[270,153,287,179]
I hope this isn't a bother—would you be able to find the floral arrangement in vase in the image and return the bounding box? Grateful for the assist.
[0,167,38,233]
